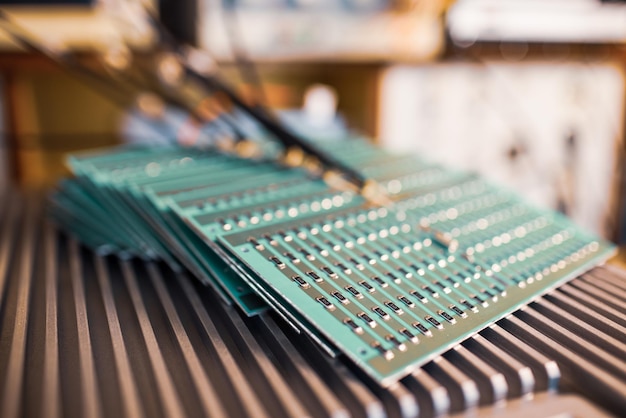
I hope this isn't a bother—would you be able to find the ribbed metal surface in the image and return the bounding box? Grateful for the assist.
[1,192,625,417]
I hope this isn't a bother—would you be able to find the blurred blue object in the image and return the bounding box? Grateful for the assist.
[121,105,349,146]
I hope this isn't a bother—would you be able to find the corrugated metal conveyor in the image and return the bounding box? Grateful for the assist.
[1,191,625,417]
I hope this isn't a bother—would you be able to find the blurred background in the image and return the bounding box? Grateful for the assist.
[1,0,626,247]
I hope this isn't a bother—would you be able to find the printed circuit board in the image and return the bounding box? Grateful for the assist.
[50,138,614,385]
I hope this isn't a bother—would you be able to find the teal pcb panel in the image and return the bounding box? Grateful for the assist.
[56,146,281,314]
[53,139,616,384]
[217,171,615,386]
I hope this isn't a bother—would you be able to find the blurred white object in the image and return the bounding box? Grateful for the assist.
[200,0,445,62]
[448,0,626,43]
[379,62,625,237]
[278,83,348,141]
[303,84,338,128]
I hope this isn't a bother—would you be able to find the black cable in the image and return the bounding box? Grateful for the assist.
[142,10,367,188]
[191,71,366,187]
[0,8,367,189]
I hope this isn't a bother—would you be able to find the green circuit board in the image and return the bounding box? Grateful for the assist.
[51,138,615,386]
[216,186,611,385]
[54,146,279,313]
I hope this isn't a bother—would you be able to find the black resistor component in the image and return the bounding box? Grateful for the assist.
[426,315,443,329]
[269,256,285,269]
[359,280,375,293]
[398,296,415,308]
[316,297,334,310]
[307,271,323,282]
[344,318,363,334]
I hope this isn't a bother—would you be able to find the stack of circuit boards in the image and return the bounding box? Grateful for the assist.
[50,138,615,387]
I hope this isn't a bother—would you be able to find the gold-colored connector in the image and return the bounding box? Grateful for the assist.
[215,136,236,153]
[323,170,360,194]
[420,224,458,252]
[433,230,459,253]
[302,155,323,177]
[361,179,394,207]
[235,140,263,159]
[282,146,305,168]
